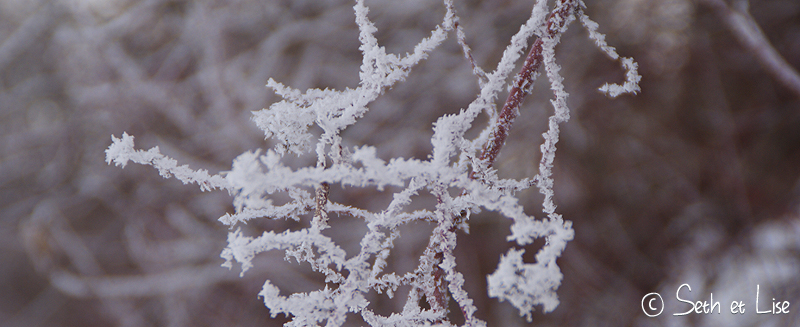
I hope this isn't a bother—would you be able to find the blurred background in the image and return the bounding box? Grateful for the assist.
[1,0,799,326]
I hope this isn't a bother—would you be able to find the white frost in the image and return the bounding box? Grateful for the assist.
[106,0,638,325]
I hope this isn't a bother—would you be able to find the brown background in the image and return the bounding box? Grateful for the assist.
[2,0,799,326]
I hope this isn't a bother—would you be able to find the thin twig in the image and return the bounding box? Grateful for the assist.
[428,0,579,320]
[702,0,800,98]
[473,0,577,178]
[474,37,543,174]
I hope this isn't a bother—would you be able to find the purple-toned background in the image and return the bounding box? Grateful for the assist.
[2,0,799,326]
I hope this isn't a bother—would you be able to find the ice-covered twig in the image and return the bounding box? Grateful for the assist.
[106,0,639,325]
[105,133,230,192]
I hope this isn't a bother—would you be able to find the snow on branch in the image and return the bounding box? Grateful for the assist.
[105,132,230,192]
[106,0,638,325]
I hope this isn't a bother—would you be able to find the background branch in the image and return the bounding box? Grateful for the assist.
[701,0,800,98]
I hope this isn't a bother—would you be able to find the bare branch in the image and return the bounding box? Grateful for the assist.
[702,0,800,98]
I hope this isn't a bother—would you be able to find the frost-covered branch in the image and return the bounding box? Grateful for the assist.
[105,0,639,325]
[105,132,230,192]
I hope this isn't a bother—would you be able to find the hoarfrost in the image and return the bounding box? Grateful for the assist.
[106,0,638,325]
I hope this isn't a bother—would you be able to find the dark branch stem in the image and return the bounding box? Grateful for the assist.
[472,0,576,179]
[475,37,543,172]
[312,182,330,228]
[432,1,577,321]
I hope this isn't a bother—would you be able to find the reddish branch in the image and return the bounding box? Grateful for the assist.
[473,0,576,178]
[426,0,578,321]
[475,37,543,171]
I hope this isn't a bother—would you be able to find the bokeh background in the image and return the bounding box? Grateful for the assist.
[2,0,799,326]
